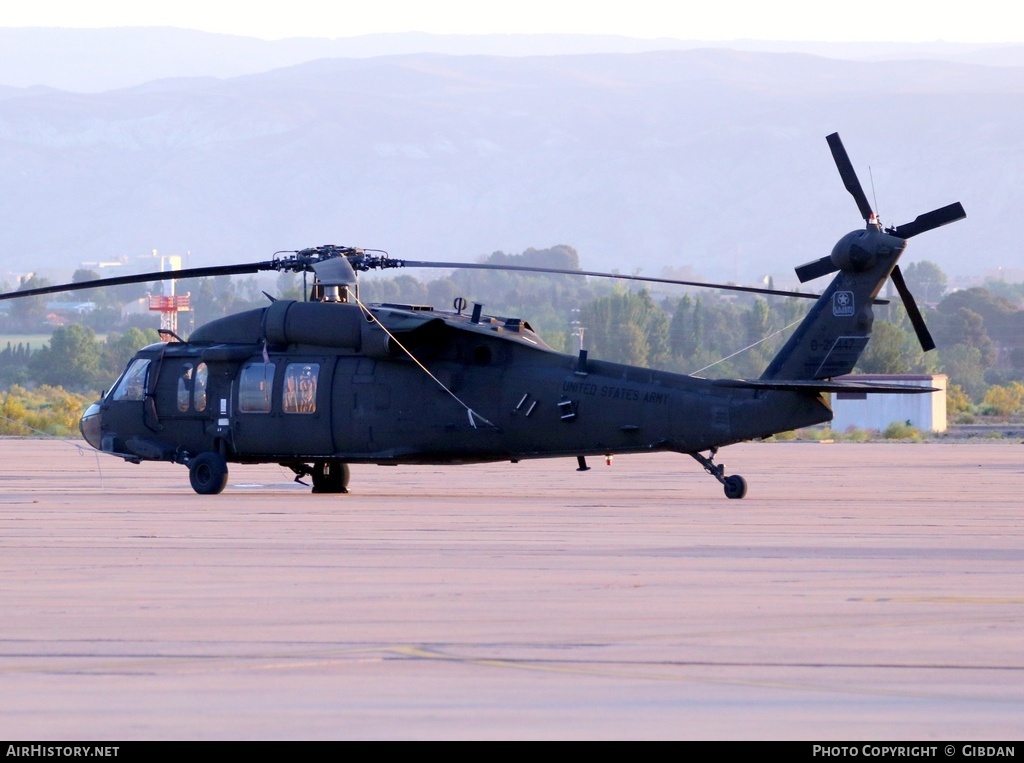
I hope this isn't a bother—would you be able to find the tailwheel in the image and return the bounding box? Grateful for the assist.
[188,452,229,495]
[311,460,350,494]
[723,474,747,500]
[689,448,748,500]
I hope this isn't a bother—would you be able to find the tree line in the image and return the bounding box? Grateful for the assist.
[2,247,1024,420]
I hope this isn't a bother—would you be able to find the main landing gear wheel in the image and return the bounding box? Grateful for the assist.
[311,460,350,494]
[189,452,229,495]
[689,448,748,500]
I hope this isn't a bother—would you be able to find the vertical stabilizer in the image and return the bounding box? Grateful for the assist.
[761,229,903,380]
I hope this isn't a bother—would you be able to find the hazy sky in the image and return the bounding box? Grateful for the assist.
[1,0,1019,43]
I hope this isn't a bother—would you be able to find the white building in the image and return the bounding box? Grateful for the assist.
[831,374,947,433]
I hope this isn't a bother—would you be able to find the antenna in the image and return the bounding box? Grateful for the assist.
[868,165,880,222]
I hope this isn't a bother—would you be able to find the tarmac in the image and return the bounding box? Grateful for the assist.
[1,438,1022,740]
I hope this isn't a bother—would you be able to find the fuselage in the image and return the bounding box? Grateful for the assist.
[80,301,833,467]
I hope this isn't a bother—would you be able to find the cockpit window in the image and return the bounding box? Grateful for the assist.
[174,362,209,413]
[177,363,194,412]
[194,363,208,412]
[111,358,150,402]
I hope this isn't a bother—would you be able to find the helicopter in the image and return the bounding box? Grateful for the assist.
[0,133,965,498]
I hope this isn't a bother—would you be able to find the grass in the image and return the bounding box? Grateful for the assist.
[0,334,52,351]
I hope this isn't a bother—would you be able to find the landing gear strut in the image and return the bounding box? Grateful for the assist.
[690,448,747,499]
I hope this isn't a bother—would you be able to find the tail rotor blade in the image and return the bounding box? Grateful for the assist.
[890,265,936,352]
[827,132,875,223]
[890,202,966,239]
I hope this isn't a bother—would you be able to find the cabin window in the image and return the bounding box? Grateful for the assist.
[177,363,194,412]
[111,358,150,402]
[238,362,276,413]
[194,363,208,412]
[283,363,319,414]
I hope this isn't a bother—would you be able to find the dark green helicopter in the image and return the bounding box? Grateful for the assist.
[0,134,965,498]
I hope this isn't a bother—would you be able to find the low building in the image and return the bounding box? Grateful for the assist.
[832,374,947,433]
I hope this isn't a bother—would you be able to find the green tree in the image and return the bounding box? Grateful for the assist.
[100,328,161,386]
[939,344,987,402]
[855,303,935,374]
[0,341,32,387]
[903,260,948,303]
[982,278,1024,307]
[669,295,699,361]
[580,289,669,368]
[9,274,51,331]
[276,272,304,301]
[933,307,996,367]
[72,268,101,284]
[937,288,1016,349]
[69,267,150,311]
[28,325,104,393]
[426,278,461,311]
[189,276,265,328]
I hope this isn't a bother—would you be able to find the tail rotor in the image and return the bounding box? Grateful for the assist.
[795,132,966,352]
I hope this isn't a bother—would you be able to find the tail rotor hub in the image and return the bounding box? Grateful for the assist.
[829,229,905,274]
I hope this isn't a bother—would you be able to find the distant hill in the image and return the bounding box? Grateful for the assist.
[4,28,1024,92]
[0,38,1019,287]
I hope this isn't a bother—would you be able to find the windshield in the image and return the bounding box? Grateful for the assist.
[110,358,150,402]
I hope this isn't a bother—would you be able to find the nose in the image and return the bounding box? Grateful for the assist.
[80,402,102,450]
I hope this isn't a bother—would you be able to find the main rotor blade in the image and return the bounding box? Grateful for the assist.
[827,132,874,223]
[399,260,824,301]
[889,202,966,239]
[889,264,936,352]
[0,262,277,301]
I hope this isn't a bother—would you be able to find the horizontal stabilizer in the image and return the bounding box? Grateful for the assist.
[713,379,937,394]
